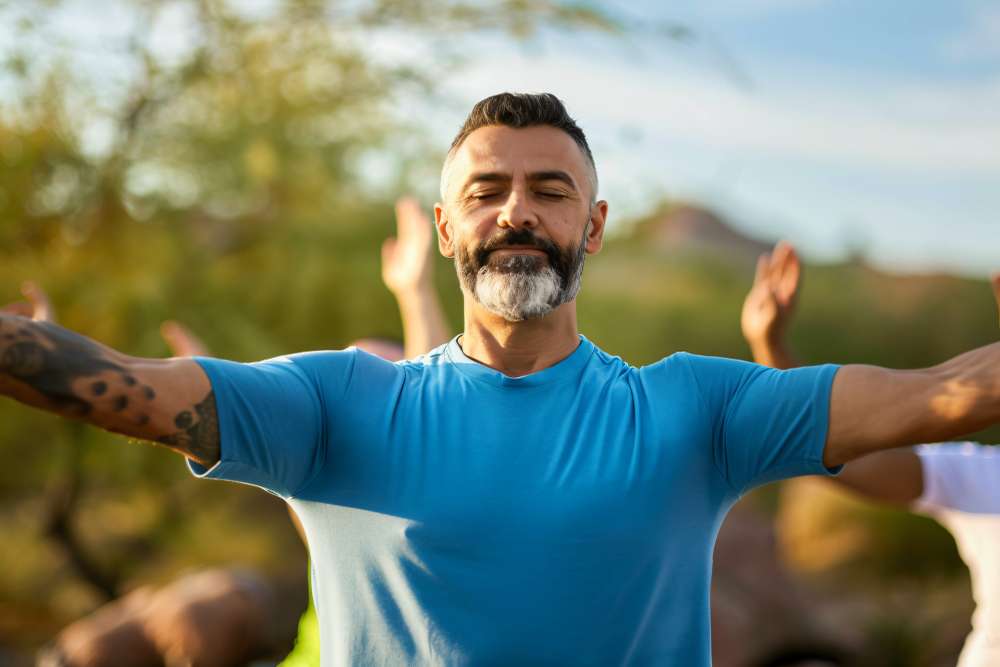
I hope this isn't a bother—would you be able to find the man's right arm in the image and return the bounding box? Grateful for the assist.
[739,243,924,505]
[0,313,219,467]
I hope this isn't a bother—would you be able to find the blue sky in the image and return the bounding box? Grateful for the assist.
[2,0,997,276]
[418,0,999,276]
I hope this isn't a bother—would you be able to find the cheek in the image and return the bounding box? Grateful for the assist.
[549,217,587,247]
[451,213,497,245]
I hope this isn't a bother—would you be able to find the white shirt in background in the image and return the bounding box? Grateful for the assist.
[914,442,1000,667]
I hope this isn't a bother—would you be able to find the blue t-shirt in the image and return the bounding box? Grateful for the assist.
[191,336,838,666]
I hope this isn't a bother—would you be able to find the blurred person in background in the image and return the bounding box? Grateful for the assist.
[3,91,1000,665]
[23,198,450,667]
[741,242,1000,667]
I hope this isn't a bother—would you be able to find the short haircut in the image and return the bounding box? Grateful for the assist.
[439,92,598,202]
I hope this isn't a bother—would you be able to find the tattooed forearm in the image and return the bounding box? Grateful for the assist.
[157,391,220,466]
[0,313,215,464]
[0,316,130,417]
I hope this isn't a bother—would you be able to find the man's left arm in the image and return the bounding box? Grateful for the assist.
[824,275,1000,468]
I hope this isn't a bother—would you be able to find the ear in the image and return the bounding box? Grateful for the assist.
[585,200,608,255]
[434,203,455,258]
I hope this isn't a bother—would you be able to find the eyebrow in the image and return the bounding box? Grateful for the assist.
[461,170,579,194]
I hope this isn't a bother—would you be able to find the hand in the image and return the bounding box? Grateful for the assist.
[160,321,211,357]
[381,197,435,296]
[740,241,801,348]
[1,281,56,323]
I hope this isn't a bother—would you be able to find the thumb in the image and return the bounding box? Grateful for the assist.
[381,237,397,267]
[160,321,210,357]
[0,302,34,317]
[21,281,56,323]
[752,252,770,289]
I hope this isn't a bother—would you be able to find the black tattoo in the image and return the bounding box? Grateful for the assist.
[112,395,128,411]
[123,375,136,386]
[0,320,125,416]
[91,381,107,396]
[174,411,193,429]
[157,391,219,464]
[142,385,155,400]
[136,414,150,426]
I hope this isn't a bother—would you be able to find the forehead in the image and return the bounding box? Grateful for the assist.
[450,125,591,186]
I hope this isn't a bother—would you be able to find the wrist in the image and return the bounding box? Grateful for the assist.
[748,335,785,355]
[391,281,434,302]
[748,336,793,366]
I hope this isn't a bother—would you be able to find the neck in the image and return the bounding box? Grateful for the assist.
[459,296,580,377]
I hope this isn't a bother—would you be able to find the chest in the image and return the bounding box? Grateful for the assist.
[316,379,715,551]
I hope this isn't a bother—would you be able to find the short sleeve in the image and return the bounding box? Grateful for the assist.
[679,353,840,494]
[187,350,358,498]
[914,442,1000,515]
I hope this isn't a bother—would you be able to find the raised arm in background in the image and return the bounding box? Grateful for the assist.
[739,242,801,371]
[0,283,218,467]
[739,244,1000,503]
[381,197,451,359]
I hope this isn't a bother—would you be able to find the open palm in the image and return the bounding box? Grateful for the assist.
[381,197,434,295]
[740,242,801,346]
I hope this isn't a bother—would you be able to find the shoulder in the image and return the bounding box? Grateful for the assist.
[637,351,757,388]
[589,344,633,373]
[397,339,450,370]
[229,347,401,396]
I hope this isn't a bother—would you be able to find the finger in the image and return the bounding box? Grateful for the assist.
[774,243,801,305]
[21,281,55,323]
[394,196,419,218]
[0,301,34,317]
[398,199,431,243]
[160,321,210,357]
[394,197,421,233]
[381,237,397,265]
[753,252,770,288]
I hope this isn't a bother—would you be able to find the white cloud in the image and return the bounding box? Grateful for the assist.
[449,51,1000,174]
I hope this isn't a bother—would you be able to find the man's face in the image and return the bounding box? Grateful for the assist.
[434,125,608,322]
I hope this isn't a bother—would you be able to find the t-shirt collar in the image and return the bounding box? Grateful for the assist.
[445,334,594,388]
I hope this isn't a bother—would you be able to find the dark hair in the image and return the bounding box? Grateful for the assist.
[447,92,596,180]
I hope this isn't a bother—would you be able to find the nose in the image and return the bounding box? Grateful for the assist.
[497,190,538,230]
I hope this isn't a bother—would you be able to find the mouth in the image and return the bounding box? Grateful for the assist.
[489,246,547,257]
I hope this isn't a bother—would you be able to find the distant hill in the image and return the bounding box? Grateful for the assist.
[627,202,773,262]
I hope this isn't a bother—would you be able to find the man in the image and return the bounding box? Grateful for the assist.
[742,241,1000,667]
[1,92,999,665]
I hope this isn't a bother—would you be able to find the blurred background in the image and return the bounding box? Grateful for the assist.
[0,0,997,665]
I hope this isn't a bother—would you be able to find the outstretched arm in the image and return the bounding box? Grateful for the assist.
[826,328,1000,467]
[739,246,999,497]
[0,284,218,467]
[382,197,451,359]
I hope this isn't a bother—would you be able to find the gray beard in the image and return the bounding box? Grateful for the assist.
[459,242,587,322]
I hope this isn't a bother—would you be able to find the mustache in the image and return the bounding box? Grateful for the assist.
[473,229,561,269]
